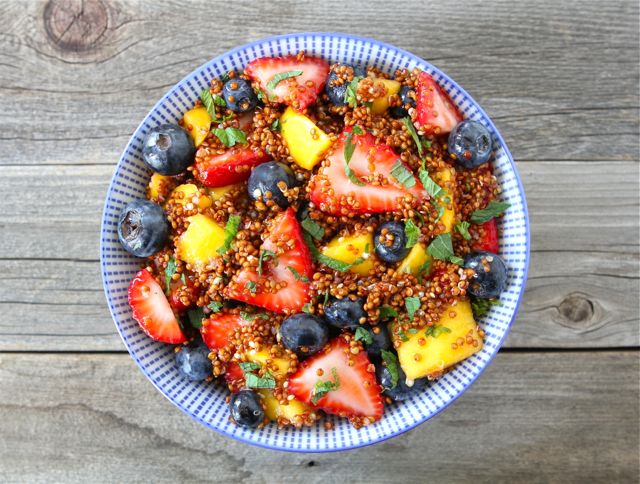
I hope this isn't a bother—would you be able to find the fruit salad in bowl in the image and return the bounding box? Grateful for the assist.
[101,33,529,452]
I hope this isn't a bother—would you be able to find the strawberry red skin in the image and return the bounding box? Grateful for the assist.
[195,146,270,187]
[288,337,383,421]
[224,208,313,313]
[473,219,500,253]
[128,269,186,344]
[310,129,427,215]
[168,277,201,313]
[224,362,245,392]
[415,71,462,135]
[200,312,244,350]
[245,55,329,111]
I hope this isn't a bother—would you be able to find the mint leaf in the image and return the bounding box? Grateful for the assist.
[240,362,276,389]
[404,219,420,248]
[287,266,309,282]
[301,217,325,241]
[455,221,472,240]
[270,118,281,132]
[238,362,261,372]
[301,303,313,314]
[217,215,241,255]
[355,327,374,345]
[344,76,363,108]
[239,311,269,321]
[207,301,223,313]
[418,167,445,199]
[471,297,501,318]
[390,160,416,189]
[258,249,277,276]
[267,70,303,91]
[200,89,218,121]
[213,127,247,147]
[343,130,365,186]
[352,125,364,135]
[187,307,205,329]
[380,350,400,390]
[427,233,462,265]
[470,201,511,224]
[401,117,424,159]
[378,305,398,320]
[311,367,340,404]
[164,257,177,295]
[405,296,421,322]
[425,325,452,338]
[245,281,257,294]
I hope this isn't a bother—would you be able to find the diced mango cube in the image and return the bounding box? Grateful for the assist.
[182,106,211,147]
[280,107,332,170]
[176,214,226,268]
[148,173,172,202]
[397,243,432,277]
[258,389,313,422]
[171,184,212,209]
[247,349,292,378]
[435,167,456,233]
[321,232,374,276]
[370,79,401,114]
[208,184,240,201]
[394,299,483,380]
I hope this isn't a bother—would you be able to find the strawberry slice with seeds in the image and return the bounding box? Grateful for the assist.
[128,269,186,344]
[288,336,383,421]
[224,208,313,314]
[194,145,270,187]
[224,361,245,392]
[309,128,427,215]
[245,55,329,111]
[200,312,245,350]
[415,71,462,135]
[472,219,500,253]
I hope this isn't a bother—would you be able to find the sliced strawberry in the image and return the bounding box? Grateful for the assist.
[415,71,462,135]
[472,219,500,253]
[168,276,201,313]
[194,145,270,187]
[200,312,245,350]
[245,55,329,111]
[224,208,313,313]
[128,269,186,344]
[224,361,245,392]
[288,336,383,421]
[309,129,427,215]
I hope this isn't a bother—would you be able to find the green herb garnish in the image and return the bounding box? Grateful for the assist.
[238,362,261,372]
[380,350,400,390]
[212,127,247,147]
[164,257,177,295]
[344,76,363,108]
[239,362,276,389]
[208,301,223,313]
[240,311,269,321]
[425,325,452,338]
[270,118,281,132]
[301,217,325,241]
[455,221,472,240]
[186,307,205,329]
[324,289,330,306]
[401,116,424,159]
[418,167,445,199]
[200,89,218,121]
[343,130,365,186]
[427,233,463,265]
[266,70,303,91]
[470,201,511,224]
[287,266,309,282]
[301,303,313,314]
[311,367,340,404]
[245,281,257,294]
[405,296,421,322]
[390,160,416,189]
[217,215,241,255]
[378,305,399,320]
[355,327,374,345]
[404,219,420,248]
[221,72,231,83]
[471,297,502,318]
[257,249,277,276]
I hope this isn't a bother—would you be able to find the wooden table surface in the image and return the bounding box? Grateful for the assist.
[1,0,638,482]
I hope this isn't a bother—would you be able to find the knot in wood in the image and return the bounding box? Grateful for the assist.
[44,0,108,52]
[558,294,594,325]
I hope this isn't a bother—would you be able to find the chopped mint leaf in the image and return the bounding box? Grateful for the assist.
[380,350,400,390]
[287,266,309,282]
[256,89,266,102]
[200,89,218,121]
[207,301,223,313]
[240,311,269,321]
[405,296,421,322]
[471,297,502,318]
[239,361,276,389]
[245,281,257,294]
[343,130,365,186]
[427,233,462,265]
[378,306,399,321]
[323,289,330,306]
[311,367,340,404]
[164,257,177,295]
[217,215,241,255]
[352,125,364,135]
[213,95,226,107]
[212,127,247,147]
[266,70,304,92]
[258,249,277,276]
[301,303,313,314]
[398,330,409,342]
[301,217,325,241]
[270,118,281,132]
[238,362,261,372]
[425,325,452,338]
[455,221,472,240]
[390,160,416,189]
[401,117,424,159]
[418,166,445,199]
[221,72,231,83]
[404,219,420,248]
[355,327,374,345]
[344,76,363,108]
[187,307,205,329]
[470,201,511,224]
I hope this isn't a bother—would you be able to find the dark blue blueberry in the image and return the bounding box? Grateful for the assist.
[464,251,508,299]
[374,221,410,263]
[175,340,212,382]
[448,120,493,169]
[117,199,169,257]
[280,314,330,357]
[325,64,367,105]
[324,297,366,330]
[222,78,258,113]
[389,86,417,118]
[247,161,297,208]
[376,359,428,402]
[230,390,264,429]
[361,324,391,357]
[296,200,310,221]
[142,124,195,175]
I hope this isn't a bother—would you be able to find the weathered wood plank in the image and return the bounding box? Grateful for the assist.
[0,0,637,166]
[0,352,636,483]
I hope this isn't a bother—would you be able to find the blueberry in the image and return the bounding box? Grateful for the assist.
[142,124,195,175]
[376,359,428,401]
[247,161,297,208]
[230,390,264,429]
[280,314,330,357]
[296,200,310,221]
[325,64,367,105]
[222,78,258,113]
[118,199,169,257]
[374,221,410,263]
[361,324,391,357]
[464,251,508,299]
[324,297,366,330]
[389,86,417,118]
[175,340,212,382]
[448,120,493,169]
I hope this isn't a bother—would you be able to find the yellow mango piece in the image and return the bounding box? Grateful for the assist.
[208,184,240,201]
[395,300,483,380]
[321,232,374,276]
[370,79,401,114]
[182,106,211,147]
[171,184,212,209]
[176,214,226,268]
[280,107,332,170]
[434,167,456,233]
[148,173,172,201]
[258,389,313,422]
[397,243,432,277]
[247,349,291,378]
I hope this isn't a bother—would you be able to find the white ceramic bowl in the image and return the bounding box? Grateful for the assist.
[101,33,530,452]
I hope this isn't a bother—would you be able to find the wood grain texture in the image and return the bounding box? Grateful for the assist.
[0,352,637,483]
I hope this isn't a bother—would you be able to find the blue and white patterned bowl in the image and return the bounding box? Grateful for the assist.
[100,33,529,452]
